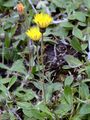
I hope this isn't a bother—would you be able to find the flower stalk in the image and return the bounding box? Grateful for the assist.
[26,12,53,103]
[28,40,34,73]
[41,32,46,103]
[36,45,40,71]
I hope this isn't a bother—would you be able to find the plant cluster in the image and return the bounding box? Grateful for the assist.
[0,0,90,120]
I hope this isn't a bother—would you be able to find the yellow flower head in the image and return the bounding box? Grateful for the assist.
[33,13,53,28]
[26,27,42,41]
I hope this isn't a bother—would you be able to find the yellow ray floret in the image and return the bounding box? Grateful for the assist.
[33,13,53,28]
[26,27,42,41]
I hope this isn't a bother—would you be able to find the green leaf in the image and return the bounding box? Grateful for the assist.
[62,65,71,69]
[0,77,10,84]
[60,22,74,28]
[9,112,16,120]
[73,27,83,40]
[23,109,46,120]
[0,83,8,97]
[8,76,17,89]
[81,43,88,51]
[23,90,36,101]
[47,82,63,91]
[68,11,86,22]
[15,88,36,101]
[84,0,90,10]
[71,115,81,120]
[10,26,17,37]
[17,102,52,119]
[3,0,18,7]
[64,86,73,104]
[79,83,89,99]
[55,103,72,116]
[14,33,26,41]
[33,81,43,90]
[74,12,86,22]
[35,102,53,117]
[5,32,11,48]
[45,82,63,103]
[64,75,73,86]
[0,63,9,70]
[79,104,90,115]
[55,86,73,116]
[53,27,68,38]
[1,112,10,120]
[44,37,57,44]
[52,0,66,8]
[55,85,73,116]
[70,37,82,52]
[32,65,43,74]
[10,59,27,74]
[64,55,83,68]
[85,65,90,78]
[17,102,33,110]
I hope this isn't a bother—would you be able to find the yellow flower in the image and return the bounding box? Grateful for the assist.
[26,27,42,41]
[33,13,53,28]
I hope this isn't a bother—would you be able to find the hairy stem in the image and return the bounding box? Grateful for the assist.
[28,40,34,73]
[41,33,46,103]
[36,45,40,72]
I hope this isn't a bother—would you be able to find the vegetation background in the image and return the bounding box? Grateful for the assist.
[0,0,90,120]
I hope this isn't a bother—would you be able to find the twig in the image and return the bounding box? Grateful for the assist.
[53,19,68,24]
[28,0,37,13]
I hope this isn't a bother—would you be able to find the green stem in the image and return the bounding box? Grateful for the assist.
[28,40,33,73]
[2,43,4,64]
[41,33,46,103]
[36,45,40,72]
